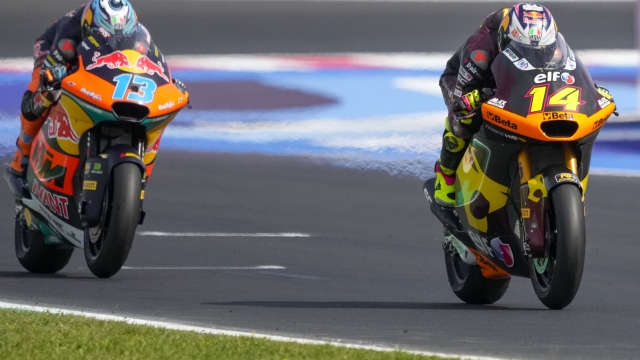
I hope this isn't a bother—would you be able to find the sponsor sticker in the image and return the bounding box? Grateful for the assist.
[459,67,473,81]
[564,59,576,71]
[598,97,612,109]
[521,208,530,219]
[522,4,544,11]
[486,111,518,130]
[487,98,507,109]
[544,112,575,120]
[503,48,519,62]
[121,152,141,160]
[555,173,578,183]
[561,73,575,85]
[515,58,532,70]
[83,180,98,191]
[81,88,102,101]
[159,101,175,111]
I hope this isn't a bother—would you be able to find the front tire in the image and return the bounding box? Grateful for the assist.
[444,249,510,304]
[530,184,585,310]
[84,163,142,278]
[15,219,73,274]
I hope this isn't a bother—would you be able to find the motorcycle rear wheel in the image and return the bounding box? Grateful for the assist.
[84,163,142,278]
[529,183,585,310]
[444,249,510,304]
[15,218,73,274]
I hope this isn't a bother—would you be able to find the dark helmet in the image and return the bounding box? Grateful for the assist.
[498,3,558,51]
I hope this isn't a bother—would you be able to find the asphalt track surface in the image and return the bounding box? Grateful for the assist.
[1,2,640,360]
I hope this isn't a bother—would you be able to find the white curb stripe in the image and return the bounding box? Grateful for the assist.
[138,232,311,237]
[0,301,512,360]
[121,265,286,270]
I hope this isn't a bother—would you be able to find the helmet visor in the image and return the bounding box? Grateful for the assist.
[105,25,150,54]
[509,41,566,70]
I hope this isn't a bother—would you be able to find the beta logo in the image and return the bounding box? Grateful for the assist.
[487,98,507,109]
[490,238,514,267]
[487,111,518,130]
[543,112,575,120]
[534,72,574,84]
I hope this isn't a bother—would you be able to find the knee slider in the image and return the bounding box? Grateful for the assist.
[443,131,466,153]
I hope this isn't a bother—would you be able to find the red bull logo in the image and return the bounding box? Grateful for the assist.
[48,113,80,144]
[146,136,161,154]
[524,11,546,19]
[523,11,547,26]
[134,56,169,82]
[86,51,131,70]
[86,50,169,82]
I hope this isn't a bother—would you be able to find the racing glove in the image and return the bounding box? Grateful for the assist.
[41,64,68,90]
[450,89,483,133]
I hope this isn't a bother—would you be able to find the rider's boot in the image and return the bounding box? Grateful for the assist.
[434,162,456,207]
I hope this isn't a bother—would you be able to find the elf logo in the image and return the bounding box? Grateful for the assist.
[534,72,575,84]
[533,71,576,85]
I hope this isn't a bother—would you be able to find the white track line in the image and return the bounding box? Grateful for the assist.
[138,232,311,237]
[0,301,512,360]
[121,265,286,270]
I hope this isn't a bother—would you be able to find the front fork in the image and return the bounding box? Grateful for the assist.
[517,143,579,256]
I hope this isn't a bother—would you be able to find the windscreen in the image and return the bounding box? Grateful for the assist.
[509,33,568,70]
[103,25,151,54]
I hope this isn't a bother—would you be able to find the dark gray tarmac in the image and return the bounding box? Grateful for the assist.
[1,1,639,359]
[0,153,639,360]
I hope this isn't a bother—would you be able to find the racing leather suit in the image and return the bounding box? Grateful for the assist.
[9,6,85,175]
[437,8,509,173]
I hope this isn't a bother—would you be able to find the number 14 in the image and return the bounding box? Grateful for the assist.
[527,85,585,113]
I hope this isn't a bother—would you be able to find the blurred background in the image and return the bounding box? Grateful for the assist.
[0,0,637,177]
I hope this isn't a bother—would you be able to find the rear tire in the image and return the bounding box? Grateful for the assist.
[84,163,142,278]
[15,219,73,274]
[444,249,510,304]
[530,184,585,310]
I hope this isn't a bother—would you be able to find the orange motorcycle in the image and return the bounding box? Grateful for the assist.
[424,36,616,309]
[14,30,189,278]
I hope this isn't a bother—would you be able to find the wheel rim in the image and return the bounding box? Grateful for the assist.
[453,257,470,284]
[20,225,32,252]
[533,211,557,291]
[87,187,110,260]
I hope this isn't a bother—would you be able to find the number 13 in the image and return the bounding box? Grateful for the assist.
[113,74,157,103]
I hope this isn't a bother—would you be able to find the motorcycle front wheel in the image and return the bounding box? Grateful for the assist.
[84,163,142,278]
[529,183,585,310]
